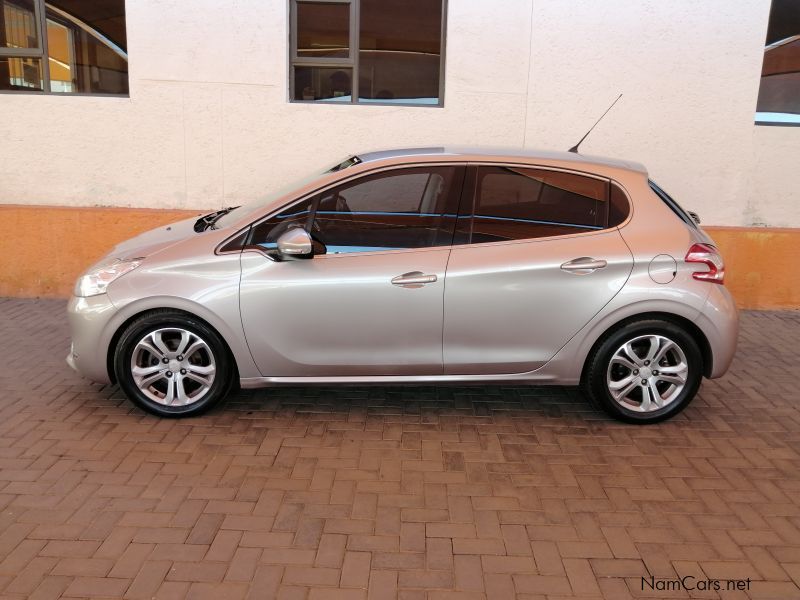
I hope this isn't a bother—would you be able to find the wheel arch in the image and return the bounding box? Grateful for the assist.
[579,311,713,384]
[104,300,248,385]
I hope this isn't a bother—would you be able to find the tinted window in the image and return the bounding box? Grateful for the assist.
[249,197,315,251]
[313,166,461,253]
[291,0,444,105]
[296,2,350,58]
[358,0,441,104]
[756,0,800,123]
[248,166,463,255]
[609,182,631,227]
[468,167,608,243]
[0,0,128,94]
[649,180,696,229]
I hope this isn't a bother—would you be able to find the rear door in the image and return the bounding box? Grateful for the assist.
[443,165,634,374]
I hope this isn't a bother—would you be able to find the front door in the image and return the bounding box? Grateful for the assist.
[443,165,634,374]
[239,164,464,377]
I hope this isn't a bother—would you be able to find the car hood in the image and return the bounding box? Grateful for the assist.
[109,214,202,260]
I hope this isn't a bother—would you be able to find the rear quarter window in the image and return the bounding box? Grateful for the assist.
[649,180,697,228]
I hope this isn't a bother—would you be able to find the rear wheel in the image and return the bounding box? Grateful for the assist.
[114,311,233,417]
[582,319,703,423]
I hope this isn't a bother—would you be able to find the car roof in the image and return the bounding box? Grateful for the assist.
[355,146,647,175]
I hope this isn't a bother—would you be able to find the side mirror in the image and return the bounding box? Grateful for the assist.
[275,227,313,260]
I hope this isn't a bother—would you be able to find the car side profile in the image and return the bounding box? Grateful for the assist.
[67,147,738,423]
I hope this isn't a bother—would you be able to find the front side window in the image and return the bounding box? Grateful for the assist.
[249,166,463,254]
[0,0,127,94]
[466,167,610,244]
[290,0,444,105]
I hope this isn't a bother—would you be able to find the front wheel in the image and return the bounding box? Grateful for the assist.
[114,310,234,417]
[582,319,703,423]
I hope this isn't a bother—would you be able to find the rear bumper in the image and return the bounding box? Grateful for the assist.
[695,284,739,378]
[66,294,117,384]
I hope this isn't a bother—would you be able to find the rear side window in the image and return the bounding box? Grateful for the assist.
[649,180,697,228]
[466,166,609,243]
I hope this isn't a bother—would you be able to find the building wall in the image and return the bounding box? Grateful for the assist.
[1,0,797,226]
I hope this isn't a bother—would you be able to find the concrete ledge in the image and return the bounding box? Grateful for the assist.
[0,205,797,309]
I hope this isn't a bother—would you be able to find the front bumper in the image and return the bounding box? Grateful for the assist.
[66,294,118,384]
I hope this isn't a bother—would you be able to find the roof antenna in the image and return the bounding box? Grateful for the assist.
[568,93,622,154]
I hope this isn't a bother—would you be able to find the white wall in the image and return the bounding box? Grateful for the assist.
[1,0,797,227]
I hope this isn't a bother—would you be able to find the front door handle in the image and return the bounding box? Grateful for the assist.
[391,271,438,287]
[560,257,608,274]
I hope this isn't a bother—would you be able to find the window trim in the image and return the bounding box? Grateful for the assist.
[288,0,447,107]
[0,0,128,96]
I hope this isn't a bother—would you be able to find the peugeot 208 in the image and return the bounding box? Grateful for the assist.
[67,148,738,423]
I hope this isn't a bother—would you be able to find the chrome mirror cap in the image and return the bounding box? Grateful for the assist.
[276,228,313,259]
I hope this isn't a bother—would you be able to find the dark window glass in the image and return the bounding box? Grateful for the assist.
[1,0,39,49]
[468,167,608,243]
[756,0,800,121]
[312,167,460,253]
[296,1,350,59]
[291,0,443,105]
[293,65,352,101]
[609,182,630,227]
[358,0,441,104]
[0,0,127,94]
[249,197,316,251]
[0,55,41,89]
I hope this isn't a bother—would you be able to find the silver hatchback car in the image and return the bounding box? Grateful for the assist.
[67,147,738,423]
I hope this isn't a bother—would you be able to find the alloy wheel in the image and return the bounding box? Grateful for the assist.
[606,334,688,413]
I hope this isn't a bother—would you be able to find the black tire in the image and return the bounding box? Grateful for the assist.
[581,319,703,424]
[114,310,234,417]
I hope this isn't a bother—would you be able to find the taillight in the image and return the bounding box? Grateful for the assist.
[685,243,725,284]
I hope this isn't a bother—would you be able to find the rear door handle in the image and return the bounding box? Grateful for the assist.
[391,271,438,287]
[560,257,608,274]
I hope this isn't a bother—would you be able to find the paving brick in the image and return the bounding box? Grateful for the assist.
[0,301,798,600]
[341,551,371,588]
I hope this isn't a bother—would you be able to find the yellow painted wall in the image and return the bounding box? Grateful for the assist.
[0,205,797,309]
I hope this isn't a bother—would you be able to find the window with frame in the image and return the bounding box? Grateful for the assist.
[0,0,127,94]
[465,167,614,244]
[290,0,444,105]
[756,0,800,125]
[249,166,463,255]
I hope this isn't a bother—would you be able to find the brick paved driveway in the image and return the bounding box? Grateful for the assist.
[0,299,799,600]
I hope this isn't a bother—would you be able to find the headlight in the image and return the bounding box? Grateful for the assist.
[74,258,141,297]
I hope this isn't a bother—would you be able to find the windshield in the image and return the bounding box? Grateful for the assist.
[214,156,363,228]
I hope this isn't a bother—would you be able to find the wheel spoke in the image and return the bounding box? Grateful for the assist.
[137,340,165,360]
[183,340,206,360]
[609,374,636,391]
[647,381,664,409]
[163,377,176,405]
[654,340,677,365]
[188,364,215,376]
[621,342,642,365]
[610,355,638,371]
[150,331,171,357]
[644,336,660,363]
[656,372,686,385]
[132,365,165,388]
[176,330,192,355]
[613,379,639,401]
[176,377,190,405]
